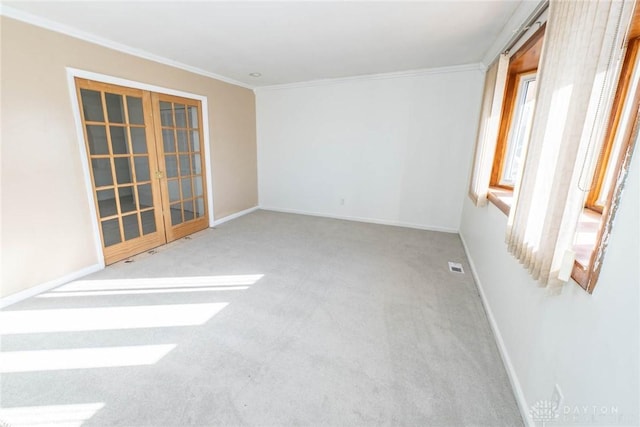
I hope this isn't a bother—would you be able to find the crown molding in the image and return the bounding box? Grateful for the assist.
[481,0,546,67]
[0,5,488,93]
[254,63,485,92]
[0,5,254,90]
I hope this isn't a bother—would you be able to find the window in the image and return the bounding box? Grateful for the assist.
[469,1,636,292]
[574,28,640,292]
[483,5,639,292]
[587,41,640,212]
[489,25,545,194]
[500,74,537,186]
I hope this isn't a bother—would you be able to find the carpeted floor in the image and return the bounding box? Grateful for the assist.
[0,210,522,426]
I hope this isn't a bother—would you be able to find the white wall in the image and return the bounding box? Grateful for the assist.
[256,67,484,232]
[460,144,639,425]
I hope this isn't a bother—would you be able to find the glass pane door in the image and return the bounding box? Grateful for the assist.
[76,78,166,264]
[152,94,209,242]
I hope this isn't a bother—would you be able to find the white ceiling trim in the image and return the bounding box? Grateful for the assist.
[255,63,485,92]
[0,4,254,90]
[481,0,545,66]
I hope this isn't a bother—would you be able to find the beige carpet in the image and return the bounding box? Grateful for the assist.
[0,210,522,426]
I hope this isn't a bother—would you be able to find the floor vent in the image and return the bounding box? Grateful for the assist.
[448,262,464,274]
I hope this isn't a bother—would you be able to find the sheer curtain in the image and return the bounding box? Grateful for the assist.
[506,0,635,288]
[468,54,509,206]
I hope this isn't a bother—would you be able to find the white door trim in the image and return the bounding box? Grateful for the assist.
[65,68,216,265]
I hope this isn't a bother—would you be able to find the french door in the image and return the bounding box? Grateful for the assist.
[151,93,209,242]
[75,78,209,264]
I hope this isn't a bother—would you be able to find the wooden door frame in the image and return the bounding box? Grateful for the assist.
[66,67,216,267]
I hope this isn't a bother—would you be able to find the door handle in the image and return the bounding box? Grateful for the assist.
[155,170,165,179]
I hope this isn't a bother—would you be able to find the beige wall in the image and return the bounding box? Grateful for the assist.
[0,17,258,297]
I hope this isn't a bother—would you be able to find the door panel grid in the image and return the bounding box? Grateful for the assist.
[76,79,208,264]
[152,93,208,242]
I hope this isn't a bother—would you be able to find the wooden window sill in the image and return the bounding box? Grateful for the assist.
[572,208,602,288]
[487,188,601,289]
[487,187,513,215]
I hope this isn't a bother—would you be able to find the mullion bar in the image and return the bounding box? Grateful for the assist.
[84,121,144,128]
[171,103,184,223]
[122,95,144,238]
[94,184,116,191]
[100,91,126,245]
[192,104,204,219]
[187,106,196,210]
[95,181,152,189]
[99,213,120,221]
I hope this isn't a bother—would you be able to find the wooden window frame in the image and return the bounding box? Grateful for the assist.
[576,33,640,293]
[486,7,640,293]
[574,3,640,291]
[586,42,640,212]
[490,24,546,190]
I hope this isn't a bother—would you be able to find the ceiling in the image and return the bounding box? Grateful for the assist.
[3,1,530,87]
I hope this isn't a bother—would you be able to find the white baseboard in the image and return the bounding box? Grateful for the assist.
[0,263,103,309]
[259,206,458,233]
[459,233,532,427]
[212,206,259,227]
[1,207,260,308]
